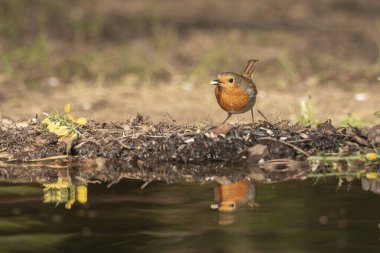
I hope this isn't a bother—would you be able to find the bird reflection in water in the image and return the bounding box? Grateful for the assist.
[211,177,258,225]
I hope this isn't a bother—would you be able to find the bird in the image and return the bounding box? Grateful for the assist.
[211,178,257,213]
[210,59,259,124]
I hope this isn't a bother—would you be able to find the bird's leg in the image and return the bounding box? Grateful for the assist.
[242,59,259,79]
[222,113,232,125]
[250,109,255,125]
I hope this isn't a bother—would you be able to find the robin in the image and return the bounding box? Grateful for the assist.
[211,178,257,213]
[210,59,259,124]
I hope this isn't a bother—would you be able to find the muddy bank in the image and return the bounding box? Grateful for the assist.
[0,115,379,184]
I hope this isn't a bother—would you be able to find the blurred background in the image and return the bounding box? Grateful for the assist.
[0,0,379,125]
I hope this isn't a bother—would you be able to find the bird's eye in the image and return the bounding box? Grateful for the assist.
[228,78,234,83]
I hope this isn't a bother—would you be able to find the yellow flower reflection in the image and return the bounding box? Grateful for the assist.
[43,177,88,209]
[366,172,378,180]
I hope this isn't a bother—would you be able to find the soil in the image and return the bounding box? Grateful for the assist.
[1,115,379,185]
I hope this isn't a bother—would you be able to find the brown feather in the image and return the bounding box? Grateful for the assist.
[242,59,259,79]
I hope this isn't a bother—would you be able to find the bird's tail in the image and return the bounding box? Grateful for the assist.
[242,59,259,79]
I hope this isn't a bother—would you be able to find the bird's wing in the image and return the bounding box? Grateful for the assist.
[241,59,259,80]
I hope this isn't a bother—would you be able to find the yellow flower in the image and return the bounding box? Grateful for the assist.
[64,103,71,113]
[47,122,60,133]
[365,153,378,161]
[77,117,87,126]
[366,172,378,179]
[42,118,52,126]
[55,126,71,137]
[67,114,75,122]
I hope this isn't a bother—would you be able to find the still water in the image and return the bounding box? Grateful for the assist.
[1,179,380,253]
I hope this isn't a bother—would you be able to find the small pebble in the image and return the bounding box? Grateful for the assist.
[319,215,329,225]
[259,127,273,136]
[82,227,92,237]
[52,214,62,223]
[354,93,368,101]
[15,122,29,128]
[184,138,195,143]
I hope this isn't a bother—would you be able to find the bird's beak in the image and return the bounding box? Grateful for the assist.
[210,79,222,86]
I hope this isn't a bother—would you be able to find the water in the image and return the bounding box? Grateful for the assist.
[1,179,380,253]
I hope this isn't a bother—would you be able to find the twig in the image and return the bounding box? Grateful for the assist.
[258,137,310,157]
[307,155,360,161]
[141,180,152,189]
[263,158,293,163]
[117,140,132,149]
[75,176,102,184]
[0,162,67,169]
[117,134,171,140]
[257,110,268,122]
[307,172,357,178]
[90,129,126,133]
[29,155,68,162]
[107,174,140,188]
[144,135,170,138]
[44,164,69,169]
[287,139,311,143]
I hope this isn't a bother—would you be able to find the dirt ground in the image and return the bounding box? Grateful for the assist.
[3,83,379,125]
[1,114,379,185]
[0,0,379,125]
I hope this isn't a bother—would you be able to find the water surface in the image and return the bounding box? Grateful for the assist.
[1,179,380,253]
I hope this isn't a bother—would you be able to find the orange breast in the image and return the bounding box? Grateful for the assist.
[217,179,251,204]
[215,179,254,212]
[214,85,250,113]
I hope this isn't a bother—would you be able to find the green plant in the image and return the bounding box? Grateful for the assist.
[299,96,314,125]
[307,151,379,185]
[340,113,364,127]
[41,104,87,139]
